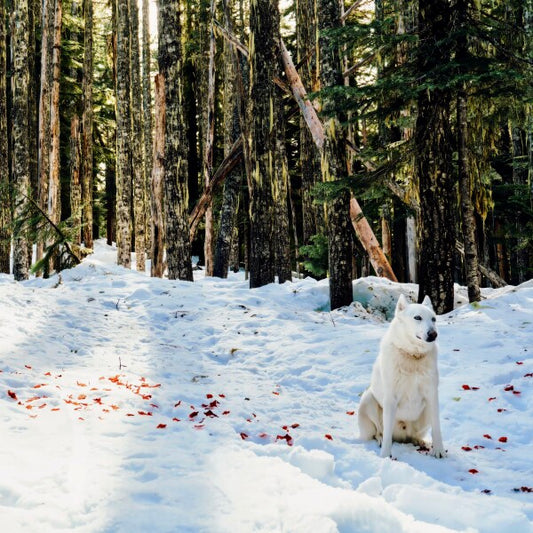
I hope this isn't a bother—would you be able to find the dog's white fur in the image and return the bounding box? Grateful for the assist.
[358,294,446,458]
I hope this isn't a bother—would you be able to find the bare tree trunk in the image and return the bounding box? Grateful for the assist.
[203,0,216,276]
[81,0,94,249]
[247,0,279,288]
[151,74,166,278]
[70,115,82,244]
[318,0,353,310]
[12,0,31,280]
[130,0,146,271]
[0,0,10,273]
[116,0,133,268]
[142,0,153,253]
[158,0,193,280]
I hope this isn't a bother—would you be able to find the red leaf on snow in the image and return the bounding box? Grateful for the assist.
[219,394,226,398]
[291,423,300,429]
[240,432,248,440]
[222,410,230,415]
[462,446,472,451]
[524,373,533,378]
[7,390,17,400]
[77,381,87,387]
[469,469,479,474]
[504,385,514,391]
[516,487,533,493]
[325,434,333,441]
[473,445,485,450]
[206,394,213,399]
[513,390,521,395]
[483,434,492,439]
[498,436,508,443]
[488,397,496,402]
[189,411,199,419]
[462,384,471,390]
[174,401,182,407]
[156,423,167,429]
[33,384,47,389]
[346,411,355,416]
[258,433,268,438]
[481,489,492,494]
[204,409,218,418]
[138,411,153,416]
[172,418,180,422]
[497,408,507,413]
[44,372,51,376]
[516,361,523,365]
[272,391,280,396]
[25,365,32,370]
[276,434,293,446]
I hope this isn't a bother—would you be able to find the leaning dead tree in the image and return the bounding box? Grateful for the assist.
[190,25,397,283]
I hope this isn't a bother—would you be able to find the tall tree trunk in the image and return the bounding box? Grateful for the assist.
[203,0,216,276]
[158,0,193,280]
[37,0,54,267]
[81,0,94,249]
[213,7,242,279]
[12,0,31,280]
[0,0,9,273]
[70,114,82,243]
[151,74,166,278]
[49,0,62,233]
[116,0,133,267]
[142,0,153,253]
[318,0,353,310]
[416,0,455,313]
[296,0,321,245]
[273,93,292,284]
[247,0,279,288]
[130,0,146,271]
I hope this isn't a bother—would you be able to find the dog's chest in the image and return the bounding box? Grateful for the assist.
[393,360,433,420]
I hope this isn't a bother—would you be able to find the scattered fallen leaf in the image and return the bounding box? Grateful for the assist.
[325,434,333,441]
[240,432,249,440]
[483,434,492,439]
[481,489,492,494]
[504,385,514,391]
[172,418,180,422]
[346,411,355,416]
[462,446,472,451]
[498,436,508,443]
[7,390,17,400]
[469,469,479,474]
[488,397,496,402]
[222,410,230,415]
[189,411,199,419]
[156,423,167,429]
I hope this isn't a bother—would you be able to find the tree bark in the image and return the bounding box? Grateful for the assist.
[130,0,146,271]
[81,0,94,249]
[318,0,353,310]
[70,114,82,244]
[12,0,31,280]
[416,0,455,313]
[116,0,133,268]
[158,0,193,280]
[151,74,166,278]
[0,0,9,273]
[247,0,278,288]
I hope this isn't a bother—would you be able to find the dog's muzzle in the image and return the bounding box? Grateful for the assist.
[426,330,438,342]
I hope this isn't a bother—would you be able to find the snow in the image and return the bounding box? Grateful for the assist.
[1,239,532,533]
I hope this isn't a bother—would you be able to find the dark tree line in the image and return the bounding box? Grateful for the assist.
[0,0,531,313]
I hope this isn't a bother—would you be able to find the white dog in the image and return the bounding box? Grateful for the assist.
[358,294,446,458]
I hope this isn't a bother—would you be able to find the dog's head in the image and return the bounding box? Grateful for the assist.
[395,294,438,344]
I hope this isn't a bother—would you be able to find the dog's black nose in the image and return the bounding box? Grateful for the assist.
[427,330,438,342]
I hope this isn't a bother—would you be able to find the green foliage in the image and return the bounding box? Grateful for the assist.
[299,234,328,278]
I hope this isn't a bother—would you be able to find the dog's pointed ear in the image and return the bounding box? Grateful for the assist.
[396,294,408,314]
[422,295,434,310]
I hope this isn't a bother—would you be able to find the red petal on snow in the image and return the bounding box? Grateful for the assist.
[7,390,17,400]
[469,469,479,474]
[498,436,508,443]
[325,434,333,441]
[156,423,167,429]
[483,434,492,439]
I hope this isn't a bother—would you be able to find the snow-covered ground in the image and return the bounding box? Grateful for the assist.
[1,240,532,533]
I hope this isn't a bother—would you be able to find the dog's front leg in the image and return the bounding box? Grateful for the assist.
[428,388,446,458]
[380,397,397,458]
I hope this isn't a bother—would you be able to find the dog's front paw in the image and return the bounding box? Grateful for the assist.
[430,446,447,459]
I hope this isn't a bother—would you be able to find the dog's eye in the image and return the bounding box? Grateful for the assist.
[414,315,422,321]
[432,317,436,322]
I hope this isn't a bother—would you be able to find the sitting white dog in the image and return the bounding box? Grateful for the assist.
[358,294,446,458]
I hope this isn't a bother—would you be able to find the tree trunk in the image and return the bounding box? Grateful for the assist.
[203,0,216,276]
[151,74,166,278]
[0,0,9,273]
[116,0,133,268]
[247,0,278,288]
[81,0,94,249]
[70,114,82,244]
[296,0,322,245]
[130,0,146,271]
[142,0,153,253]
[158,0,193,280]
[12,0,31,280]
[213,9,242,279]
[318,0,353,310]
[416,0,455,314]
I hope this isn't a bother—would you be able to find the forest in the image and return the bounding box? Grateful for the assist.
[0,0,531,314]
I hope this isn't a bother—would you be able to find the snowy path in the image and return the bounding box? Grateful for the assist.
[1,240,532,532]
